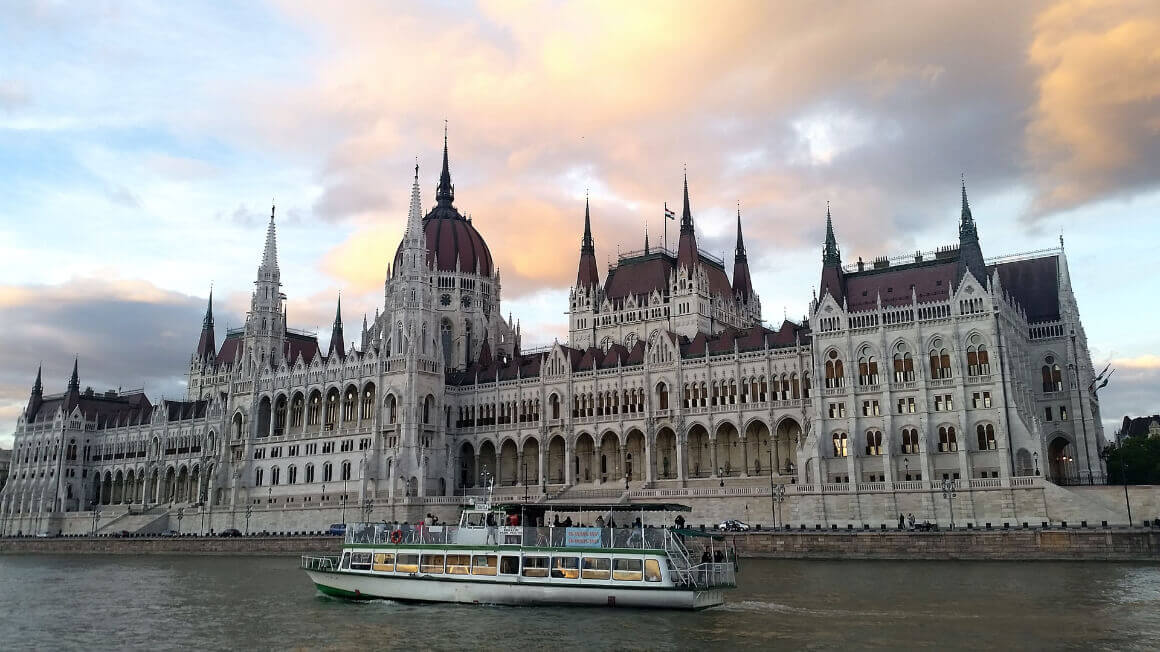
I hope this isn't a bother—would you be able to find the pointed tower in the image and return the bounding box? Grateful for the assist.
[818,203,845,305]
[329,294,345,358]
[436,123,454,208]
[246,203,285,370]
[956,177,987,287]
[25,365,44,420]
[64,357,81,413]
[195,287,216,364]
[676,172,700,273]
[732,207,753,302]
[575,196,600,288]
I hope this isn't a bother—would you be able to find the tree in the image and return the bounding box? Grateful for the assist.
[1104,437,1160,485]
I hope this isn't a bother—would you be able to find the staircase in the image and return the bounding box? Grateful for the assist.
[95,505,172,535]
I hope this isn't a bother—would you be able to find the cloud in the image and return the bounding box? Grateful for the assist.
[1026,0,1160,216]
[0,277,229,446]
[0,79,30,112]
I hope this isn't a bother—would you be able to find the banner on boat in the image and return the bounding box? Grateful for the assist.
[565,527,601,547]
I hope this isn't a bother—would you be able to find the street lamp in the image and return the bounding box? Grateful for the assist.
[523,461,529,503]
[362,498,373,522]
[1033,452,1040,476]
[941,479,957,529]
[903,458,910,480]
[176,507,185,535]
[772,484,786,529]
[91,504,101,537]
[245,504,253,535]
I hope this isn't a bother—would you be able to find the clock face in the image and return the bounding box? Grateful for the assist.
[440,294,452,307]
[461,295,472,308]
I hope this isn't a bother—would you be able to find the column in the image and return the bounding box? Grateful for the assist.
[740,435,749,478]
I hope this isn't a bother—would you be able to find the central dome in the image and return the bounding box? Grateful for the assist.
[393,132,494,277]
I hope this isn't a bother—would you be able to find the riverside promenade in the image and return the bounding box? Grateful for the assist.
[2,526,1157,561]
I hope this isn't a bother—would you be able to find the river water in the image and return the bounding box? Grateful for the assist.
[0,555,1157,650]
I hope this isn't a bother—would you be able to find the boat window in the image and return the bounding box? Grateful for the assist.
[551,557,580,579]
[582,557,611,580]
[421,554,445,574]
[339,552,351,570]
[446,554,470,575]
[471,555,498,576]
[395,554,419,573]
[613,558,643,581]
[465,512,486,527]
[644,559,662,582]
[500,555,520,575]
[372,553,395,572]
[522,556,549,578]
[350,552,372,571]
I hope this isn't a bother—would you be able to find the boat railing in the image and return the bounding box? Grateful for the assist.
[344,522,673,550]
[300,555,340,571]
[678,562,737,589]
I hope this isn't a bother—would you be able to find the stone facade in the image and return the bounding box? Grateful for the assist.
[0,137,1109,536]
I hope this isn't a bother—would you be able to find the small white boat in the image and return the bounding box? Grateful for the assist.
[301,502,737,610]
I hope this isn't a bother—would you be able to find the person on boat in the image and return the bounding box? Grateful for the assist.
[633,517,642,529]
[701,550,711,563]
[553,514,561,528]
[714,550,724,563]
[563,516,573,527]
[595,515,605,529]
[674,515,686,529]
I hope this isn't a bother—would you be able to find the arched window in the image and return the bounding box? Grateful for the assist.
[307,392,321,426]
[865,430,883,456]
[324,389,339,428]
[893,342,915,383]
[361,385,376,420]
[977,424,997,450]
[305,464,315,483]
[342,388,357,422]
[929,346,952,379]
[440,319,453,369]
[966,335,990,376]
[271,466,281,486]
[386,394,398,424]
[832,432,848,457]
[423,395,433,424]
[341,460,351,481]
[288,465,298,485]
[858,349,879,386]
[255,468,264,487]
[901,428,919,454]
[323,462,333,482]
[825,351,845,388]
[550,393,561,419]
[938,426,958,452]
[1042,357,1064,392]
[290,394,304,428]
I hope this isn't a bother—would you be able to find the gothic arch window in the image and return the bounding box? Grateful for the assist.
[976,423,997,450]
[824,350,845,388]
[600,336,613,353]
[305,463,315,483]
[1042,356,1063,392]
[441,319,453,368]
[966,334,990,376]
[832,432,848,457]
[938,426,958,452]
[323,462,333,482]
[929,341,952,379]
[341,460,351,481]
[865,430,883,456]
[271,466,280,486]
[893,342,915,383]
[288,465,298,484]
[858,347,879,386]
[255,468,264,487]
[901,428,919,454]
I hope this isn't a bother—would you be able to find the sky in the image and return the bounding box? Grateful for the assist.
[2,0,1159,448]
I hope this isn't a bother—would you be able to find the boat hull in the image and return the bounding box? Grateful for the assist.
[305,570,724,610]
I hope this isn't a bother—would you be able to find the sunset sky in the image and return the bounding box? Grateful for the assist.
[2,0,1159,447]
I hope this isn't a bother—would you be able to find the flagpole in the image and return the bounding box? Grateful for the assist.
[664,202,669,253]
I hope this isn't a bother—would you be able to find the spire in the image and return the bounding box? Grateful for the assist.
[819,202,845,305]
[329,294,346,358]
[261,203,279,272]
[676,170,700,270]
[644,220,649,254]
[732,206,753,301]
[195,287,217,363]
[67,357,79,392]
[823,202,841,265]
[436,122,454,207]
[575,194,600,288]
[26,365,44,420]
[956,176,987,287]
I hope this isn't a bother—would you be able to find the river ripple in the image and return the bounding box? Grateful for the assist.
[0,555,1157,650]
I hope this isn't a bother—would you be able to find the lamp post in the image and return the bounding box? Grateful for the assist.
[245,504,253,535]
[91,504,101,537]
[772,483,786,529]
[768,448,777,527]
[904,457,910,481]
[1033,452,1040,476]
[176,507,185,536]
[941,479,957,529]
[523,461,529,503]
[363,498,373,522]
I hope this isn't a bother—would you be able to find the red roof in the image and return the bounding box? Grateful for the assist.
[993,256,1060,322]
[845,261,957,312]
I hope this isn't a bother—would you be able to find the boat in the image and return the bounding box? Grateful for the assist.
[301,502,738,609]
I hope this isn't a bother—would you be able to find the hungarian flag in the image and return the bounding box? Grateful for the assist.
[664,202,675,220]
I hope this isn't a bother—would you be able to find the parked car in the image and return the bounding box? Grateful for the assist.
[717,519,751,532]
[219,528,242,538]
[328,523,347,536]
[160,530,180,537]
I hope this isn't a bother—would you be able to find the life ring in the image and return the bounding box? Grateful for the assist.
[390,529,402,545]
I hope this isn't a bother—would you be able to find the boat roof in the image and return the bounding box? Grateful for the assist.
[494,503,691,513]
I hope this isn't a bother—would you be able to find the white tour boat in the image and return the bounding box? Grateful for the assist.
[301,502,737,609]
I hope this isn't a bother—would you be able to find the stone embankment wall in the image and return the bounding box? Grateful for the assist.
[725,528,1160,560]
[2,528,1157,560]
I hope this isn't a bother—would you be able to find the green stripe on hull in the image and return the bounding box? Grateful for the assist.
[315,583,371,600]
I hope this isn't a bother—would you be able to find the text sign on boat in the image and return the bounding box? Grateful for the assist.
[565,527,601,547]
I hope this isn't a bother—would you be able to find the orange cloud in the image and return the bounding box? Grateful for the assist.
[1027,0,1160,213]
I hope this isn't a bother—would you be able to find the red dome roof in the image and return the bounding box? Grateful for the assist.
[394,207,494,277]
